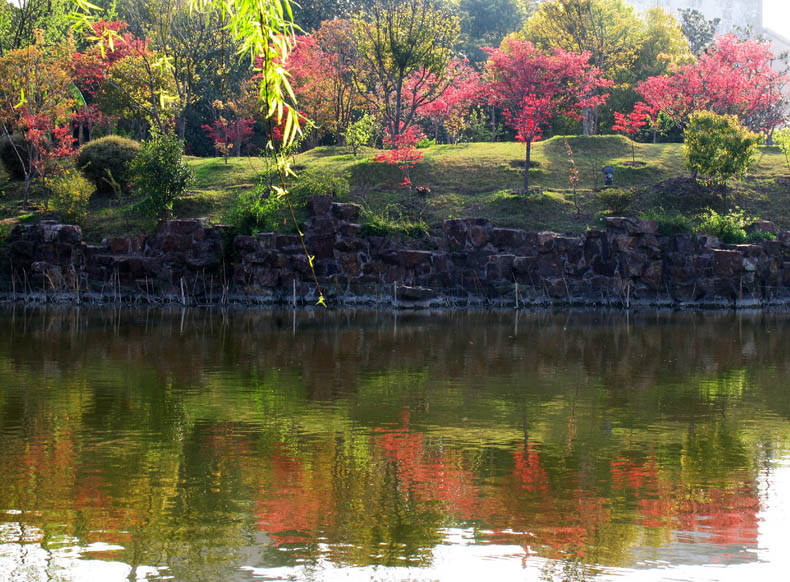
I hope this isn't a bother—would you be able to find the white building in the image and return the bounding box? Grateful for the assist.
[627,0,762,34]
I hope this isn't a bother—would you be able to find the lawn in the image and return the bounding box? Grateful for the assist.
[1,135,789,241]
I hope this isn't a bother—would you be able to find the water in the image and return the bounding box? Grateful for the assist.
[0,308,789,582]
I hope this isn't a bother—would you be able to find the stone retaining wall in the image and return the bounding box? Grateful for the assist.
[2,194,789,308]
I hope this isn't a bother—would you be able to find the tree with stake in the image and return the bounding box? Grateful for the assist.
[484,38,611,193]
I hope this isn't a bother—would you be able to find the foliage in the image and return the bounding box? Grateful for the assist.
[641,209,693,236]
[634,8,693,80]
[359,204,429,238]
[0,39,77,205]
[772,128,790,174]
[635,35,787,135]
[288,169,349,201]
[484,38,612,192]
[417,59,483,144]
[288,26,361,143]
[201,115,254,162]
[597,188,634,215]
[521,0,643,134]
[612,102,654,164]
[457,0,526,64]
[372,125,425,191]
[343,113,376,157]
[129,131,193,219]
[77,135,141,194]
[224,180,285,234]
[97,52,178,136]
[352,0,461,140]
[696,208,752,244]
[678,8,720,57]
[684,112,759,211]
[48,171,94,224]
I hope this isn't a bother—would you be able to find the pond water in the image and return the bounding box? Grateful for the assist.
[1,308,789,582]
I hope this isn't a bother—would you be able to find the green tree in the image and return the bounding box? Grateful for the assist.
[521,0,643,135]
[684,111,759,212]
[129,131,193,219]
[343,112,376,157]
[678,8,720,57]
[352,0,460,140]
[457,0,527,64]
[0,0,73,55]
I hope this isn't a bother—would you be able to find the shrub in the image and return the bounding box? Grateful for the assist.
[359,205,429,238]
[129,132,193,220]
[684,111,759,210]
[288,170,349,202]
[696,208,753,243]
[77,136,140,194]
[597,188,634,215]
[746,230,776,243]
[47,172,94,224]
[0,133,31,180]
[224,179,286,235]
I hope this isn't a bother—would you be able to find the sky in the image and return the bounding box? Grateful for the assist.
[764,0,790,39]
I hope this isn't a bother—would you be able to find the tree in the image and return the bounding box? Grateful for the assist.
[457,0,526,64]
[683,111,759,212]
[202,114,254,162]
[372,123,423,191]
[0,0,73,55]
[634,8,692,80]
[119,0,252,144]
[521,0,643,135]
[484,38,611,192]
[0,38,76,205]
[352,0,460,141]
[678,8,719,57]
[417,59,483,144]
[634,35,787,137]
[344,112,376,157]
[611,102,654,165]
[287,27,361,144]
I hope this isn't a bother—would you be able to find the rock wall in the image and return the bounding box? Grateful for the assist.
[2,195,789,308]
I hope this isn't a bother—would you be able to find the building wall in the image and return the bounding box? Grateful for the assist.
[627,0,762,34]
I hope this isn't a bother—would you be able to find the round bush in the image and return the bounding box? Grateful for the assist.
[0,133,32,180]
[77,136,141,194]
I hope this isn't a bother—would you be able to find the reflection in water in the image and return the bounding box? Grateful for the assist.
[0,308,789,581]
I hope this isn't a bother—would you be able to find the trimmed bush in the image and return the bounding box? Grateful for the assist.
[77,136,140,194]
[597,188,635,215]
[0,133,31,179]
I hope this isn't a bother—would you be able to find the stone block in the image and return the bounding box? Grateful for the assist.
[331,202,361,222]
[713,249,744,277]
[308,195,333,216]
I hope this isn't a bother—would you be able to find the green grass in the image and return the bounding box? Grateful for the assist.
[2,136,790,241]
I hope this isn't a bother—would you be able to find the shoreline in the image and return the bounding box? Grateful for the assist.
[3,195,790,311]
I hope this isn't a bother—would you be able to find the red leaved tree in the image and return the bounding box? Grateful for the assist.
[612,102,656,165]
[417,59,483,144]
[202,116,255,162]
[634,34,787,137]
[373,123,424,191]
[484,39,612,193]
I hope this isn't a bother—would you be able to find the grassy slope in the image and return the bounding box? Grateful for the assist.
[1,135,789,241]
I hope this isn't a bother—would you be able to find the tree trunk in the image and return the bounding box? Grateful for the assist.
[491,106,497,141]
[582,107,591,136]
[722,184,728,214]
[523,141,531,193]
